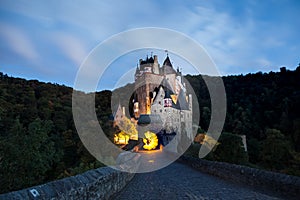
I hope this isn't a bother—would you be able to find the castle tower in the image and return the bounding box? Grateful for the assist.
[133,54,188,119]
[134,55,165,117]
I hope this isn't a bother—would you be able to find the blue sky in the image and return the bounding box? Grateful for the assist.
[0,0,299,90]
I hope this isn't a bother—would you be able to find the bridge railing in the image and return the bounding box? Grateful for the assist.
[0,167,134,200]
[178,156,300,199]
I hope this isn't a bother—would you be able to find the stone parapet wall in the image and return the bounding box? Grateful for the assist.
[178,156,300,199]
[0,167,134,200]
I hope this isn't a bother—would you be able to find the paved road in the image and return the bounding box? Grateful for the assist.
[111,162,283,200]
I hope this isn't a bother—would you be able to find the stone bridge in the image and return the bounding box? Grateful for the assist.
[112,161,287,200]
[1,156,299,199]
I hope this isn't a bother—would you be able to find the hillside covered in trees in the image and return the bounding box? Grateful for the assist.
[1,64,300,193]
[0,73,115,193]
[185,65,300,174]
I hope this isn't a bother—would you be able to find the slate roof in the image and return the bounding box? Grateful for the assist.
[151,77,190,110]
[162,56,176,74]
[163,56,172,67]
[160,78,174,99]
[140,56,154,65]
[175,89,189,110]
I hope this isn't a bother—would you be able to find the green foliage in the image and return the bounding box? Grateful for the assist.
[247,138,261,163]
[184,143,201,158]
[259,129,292,170]
[117,117,138,139]
[1,64,300,192]
[211,132,249,165]
[186,66,300,175]
[0,118,62,192]
[0,74,110,193]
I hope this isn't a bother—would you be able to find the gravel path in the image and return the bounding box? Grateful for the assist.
[111,162,283,200]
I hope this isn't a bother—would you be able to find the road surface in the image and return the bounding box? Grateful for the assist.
[111,161,284,200]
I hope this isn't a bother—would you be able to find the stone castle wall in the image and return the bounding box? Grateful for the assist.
[134,73,164,115]
[0,167,134,200]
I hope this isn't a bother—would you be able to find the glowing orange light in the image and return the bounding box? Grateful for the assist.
[114,131,130,145]
[143,131,158,150]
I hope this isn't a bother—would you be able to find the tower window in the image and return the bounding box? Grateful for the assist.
[164,98,172,107]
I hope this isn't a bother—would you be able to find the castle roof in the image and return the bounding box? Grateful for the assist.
[137,114,162,125]
[148,56,154,63]
[135,65,140,74]
[151,78,190,111]
[176,67,182,76]
[163,56,172,67]
[140,56,154,65]
[162,56,176,74]
[160,78,174,99]
[113,102,124,120]
[175,89,189,110]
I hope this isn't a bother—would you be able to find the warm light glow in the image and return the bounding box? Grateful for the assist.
[143,131,158,150]
[114,131,130,145]
[146,97,151,114]
[171,94,177,104]
[194,133,219,149]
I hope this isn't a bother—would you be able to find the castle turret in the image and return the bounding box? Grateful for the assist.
[153,55,159,74]
[135,65,140,81]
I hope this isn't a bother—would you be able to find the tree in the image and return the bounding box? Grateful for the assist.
[0,118,62,193]
[213,132,248,165]
[259,129,292,170]
[117,117,138,140]
[247,138,261,164]
[201,107,211,131]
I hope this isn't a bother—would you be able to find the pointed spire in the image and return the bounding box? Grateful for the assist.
[135,64,140,74]
[163,56,172,67]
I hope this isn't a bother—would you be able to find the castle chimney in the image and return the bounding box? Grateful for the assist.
[154,55,158,63]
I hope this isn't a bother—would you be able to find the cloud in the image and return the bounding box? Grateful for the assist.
[51,33,88,67]
[178,5,280,75]
[0,23,39,61]
[0,0,299,89]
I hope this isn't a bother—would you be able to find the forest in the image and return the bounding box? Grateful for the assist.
[0,64,300,193]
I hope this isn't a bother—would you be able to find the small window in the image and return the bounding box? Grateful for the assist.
[160,109,162,113]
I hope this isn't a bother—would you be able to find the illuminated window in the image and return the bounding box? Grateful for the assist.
[164,98,172,107]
